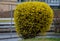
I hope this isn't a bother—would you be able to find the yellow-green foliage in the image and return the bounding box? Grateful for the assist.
[14,2,54,39]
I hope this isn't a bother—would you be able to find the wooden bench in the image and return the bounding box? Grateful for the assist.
[0,18,15,32]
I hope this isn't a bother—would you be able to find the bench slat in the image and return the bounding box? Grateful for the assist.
[0,26,15,28]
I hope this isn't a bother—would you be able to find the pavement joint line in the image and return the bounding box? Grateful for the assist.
[0,37,19,40]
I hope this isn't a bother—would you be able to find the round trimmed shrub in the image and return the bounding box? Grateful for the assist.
[14,2,54,39]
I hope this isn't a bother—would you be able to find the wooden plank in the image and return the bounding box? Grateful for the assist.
[0,28,15,31]
[0,26,15,28]
[0,18,14,20]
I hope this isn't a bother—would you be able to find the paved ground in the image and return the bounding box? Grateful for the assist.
[0,38,22,41]
[0,33,17,39]
[0,32,60,41]
[0,33,22,41]
[0,32,60,39]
